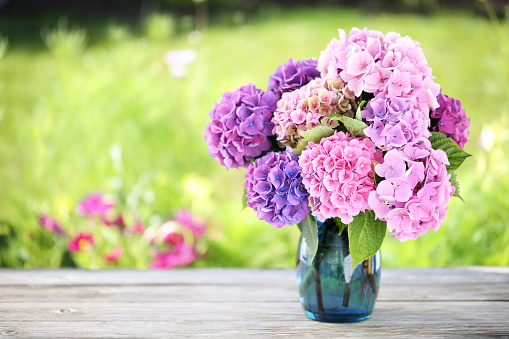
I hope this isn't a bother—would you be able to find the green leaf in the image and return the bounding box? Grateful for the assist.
[297,213,318,263]
[330,115,368,137]
[60,250,77,268]
[334,217,347,236]
[450,172,464,202]
[241,187,248,210]
[348,210,387,268]
[355,100,367,121]
[293,125,335,155]
[429,132,472,172]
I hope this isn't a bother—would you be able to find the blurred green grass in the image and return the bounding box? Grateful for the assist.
[0,7,508,268]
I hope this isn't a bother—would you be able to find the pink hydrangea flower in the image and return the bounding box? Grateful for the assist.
[299,131,383,224]
[38,214,66,236]
[318,27,440,110]
[272,77,355,147]
[68,233,94,253]
[77,193,114,217]
[368,139,454,242]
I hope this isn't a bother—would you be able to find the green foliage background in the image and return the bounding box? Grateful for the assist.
[0,7,508,268]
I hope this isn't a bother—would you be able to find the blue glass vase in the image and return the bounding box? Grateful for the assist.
[296,218,381,323]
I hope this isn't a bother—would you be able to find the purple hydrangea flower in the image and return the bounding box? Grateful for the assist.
[244,148,310,228]
[430,92,471,148]
[267,58,320,100]
[362,93,431,150]
[204,83,278,170]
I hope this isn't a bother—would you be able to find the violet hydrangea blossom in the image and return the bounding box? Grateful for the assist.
[368,139,455,242]
[267,58,321,100]
[430,92,471,148]
[362,93,431,150]
[299,131,383,224]
[272,77,356,147]
[204,83,278,170]
[244,148,310,228]
[318,27,440,113]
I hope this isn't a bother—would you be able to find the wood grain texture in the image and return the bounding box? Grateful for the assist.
[1,267,508,338]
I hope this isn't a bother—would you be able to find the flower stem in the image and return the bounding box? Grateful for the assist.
[312,252,325,313]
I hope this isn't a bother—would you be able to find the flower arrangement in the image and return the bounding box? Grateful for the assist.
[204,27,471,266]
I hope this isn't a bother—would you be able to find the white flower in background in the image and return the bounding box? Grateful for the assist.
[478,126,494,151]
[164,49,197,78]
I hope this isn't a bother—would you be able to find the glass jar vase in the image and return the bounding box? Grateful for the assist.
[296,218,381,322]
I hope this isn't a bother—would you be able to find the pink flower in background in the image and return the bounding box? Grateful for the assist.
[164,231,185,246]
[68,233,94,253]
[38,214,66,236]
[133,219,145,234]
[174,210,207,237]
[102,214,125,230]
[77,193,114,217]
[104,247,123,264]
[150,243,197,269]
[163,49,197,78]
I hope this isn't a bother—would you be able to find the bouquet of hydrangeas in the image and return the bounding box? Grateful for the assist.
[204,27,471,266]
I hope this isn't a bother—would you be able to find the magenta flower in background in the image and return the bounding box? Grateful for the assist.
[430,92,471,148]
[38,214,66,236]
[133,219,145,234]
[174,210,207,237]
[104,247,123,264]
[300,131,383,224]
[204,83,278,170]
[244,147,310,228]
[368,139,454,242]
[68,233,94,253]
[77,193,114,217]
[163,231,185,246]
[267,58,321,100]
[150,243,197,269]
[102,214,126,230]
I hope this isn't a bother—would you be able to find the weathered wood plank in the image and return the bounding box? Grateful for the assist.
[1,267,508,286]
[0,268,508,338]
[0,302,508,338]
[1,282,508,303]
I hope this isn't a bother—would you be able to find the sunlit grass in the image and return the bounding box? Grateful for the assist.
[0,8,508,268]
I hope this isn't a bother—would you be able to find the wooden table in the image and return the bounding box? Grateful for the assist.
[1,267,508,338]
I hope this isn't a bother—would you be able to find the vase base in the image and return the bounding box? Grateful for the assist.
[304,310,372,323]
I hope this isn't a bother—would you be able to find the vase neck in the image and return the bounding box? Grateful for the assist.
[317,218,348,247]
